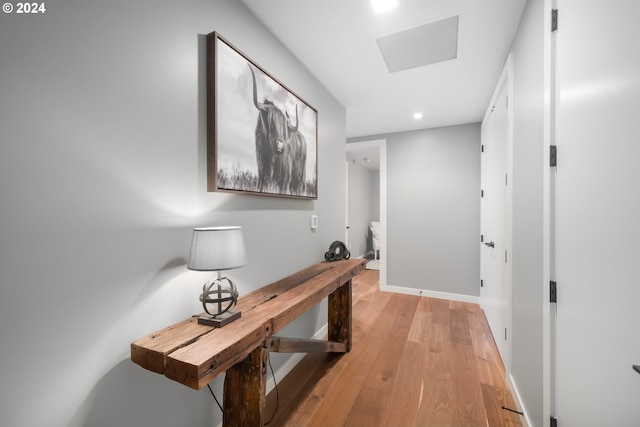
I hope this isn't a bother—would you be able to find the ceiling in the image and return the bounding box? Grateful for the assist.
[346,145,381,171]
[241,0,527,140]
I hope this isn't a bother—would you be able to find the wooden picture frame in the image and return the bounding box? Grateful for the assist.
[207,32,318,199]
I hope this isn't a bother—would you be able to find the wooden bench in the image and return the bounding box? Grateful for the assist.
[131,258,366,426]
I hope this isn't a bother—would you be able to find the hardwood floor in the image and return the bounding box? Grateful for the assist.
[264,269,523,427]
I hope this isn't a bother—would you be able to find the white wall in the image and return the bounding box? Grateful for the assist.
[0,1,346,426]
[508,0,545,425]
[371,170,381,221]
[351,123,481,299]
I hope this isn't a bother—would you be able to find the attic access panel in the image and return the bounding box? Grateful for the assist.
[376,15,459,73]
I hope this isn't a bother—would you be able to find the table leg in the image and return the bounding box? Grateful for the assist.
[223,346,268,427]
[328,279,352,352]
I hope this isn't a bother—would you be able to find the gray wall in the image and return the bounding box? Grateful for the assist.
[351,123,481,297]
[509,0,545,425]
[0,1,346,426]
[371,170,381,221]
[347,161,378,257]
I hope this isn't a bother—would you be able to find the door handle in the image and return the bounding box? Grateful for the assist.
[484,241,495,248]
[633,365,640,375]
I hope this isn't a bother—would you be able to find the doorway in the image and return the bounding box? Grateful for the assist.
[345,139,387,288]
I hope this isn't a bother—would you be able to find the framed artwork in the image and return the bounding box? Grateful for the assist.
[207,32,318,199]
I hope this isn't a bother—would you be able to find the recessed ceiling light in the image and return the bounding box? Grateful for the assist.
[413,112,424,120]
[371,0,397,14]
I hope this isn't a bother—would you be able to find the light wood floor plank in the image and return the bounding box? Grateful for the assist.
[450,308,473,345]
[363,294,418,392]
[379,341,425,426]
[417,369,453,425]
[470,328,508,389]
[344,385,388,427]
[481,383,524,427]
[450,342,487,427]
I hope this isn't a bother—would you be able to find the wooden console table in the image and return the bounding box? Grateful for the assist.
[131,258,365,427]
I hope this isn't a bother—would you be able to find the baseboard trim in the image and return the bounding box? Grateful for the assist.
[380,283,480,304]
[508,374,532,427]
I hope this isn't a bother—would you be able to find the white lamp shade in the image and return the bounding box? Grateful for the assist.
[187,226,247,271]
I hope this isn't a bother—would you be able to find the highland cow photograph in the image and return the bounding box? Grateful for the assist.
[208,32,318,199]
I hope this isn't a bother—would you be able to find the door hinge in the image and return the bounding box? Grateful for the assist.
[506,173,508,186]
[550,145,557,167]
[506,95,509,109]
[551,416,558,427]
[481,234,484,243]
[505,250,508,263]
[481,189,484,198]
[551,9,558,32]
[481,144,484,153]
[550,281,557,303]
[505,328,507,341]
[481,279,484,288]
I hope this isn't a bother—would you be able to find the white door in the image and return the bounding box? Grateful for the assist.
[481,75,510,368]
[554,1,640,425]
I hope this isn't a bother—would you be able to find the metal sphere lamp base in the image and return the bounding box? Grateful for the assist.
[197,275,242,328]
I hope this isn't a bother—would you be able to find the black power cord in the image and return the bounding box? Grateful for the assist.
[265,350,279,425]
[207,384,224,413]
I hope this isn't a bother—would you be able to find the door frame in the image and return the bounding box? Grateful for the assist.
[543,0,555,423]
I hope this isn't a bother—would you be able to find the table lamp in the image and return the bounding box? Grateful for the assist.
[187,226,247,327]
